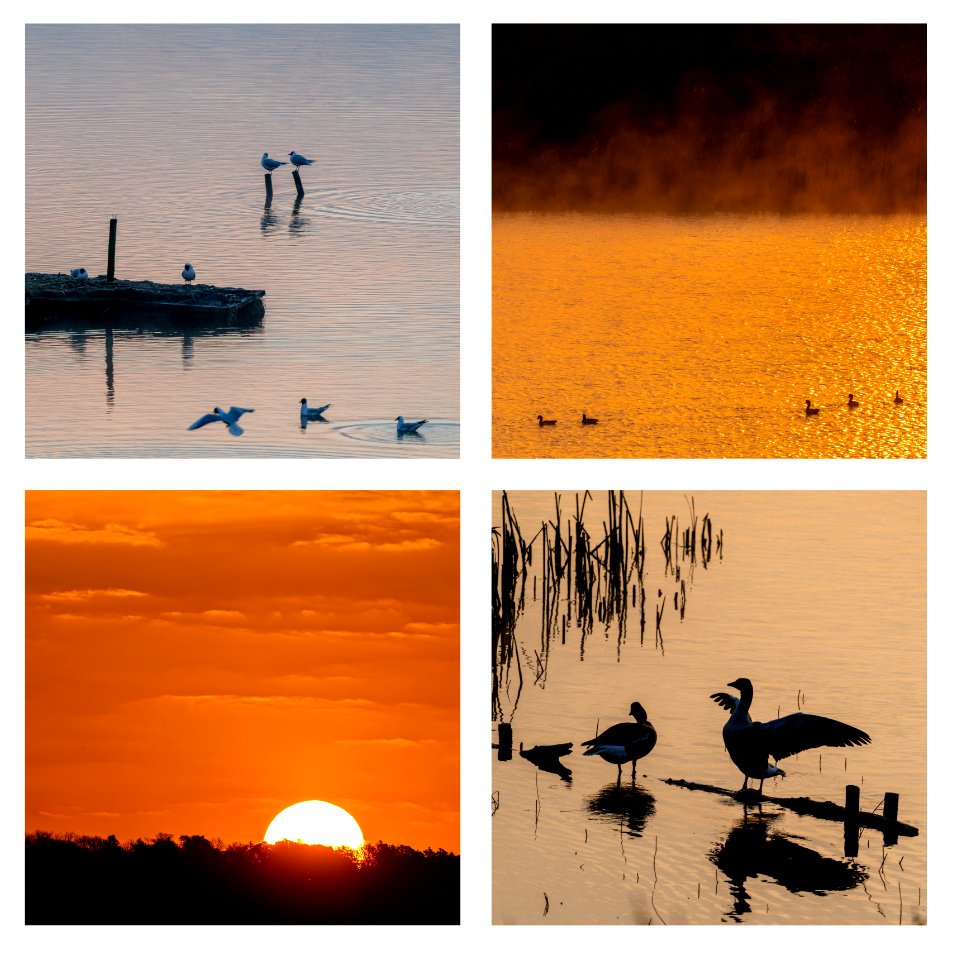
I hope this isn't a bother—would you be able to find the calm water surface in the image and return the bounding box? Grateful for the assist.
[493,215,925,458]
[492,491,926,924]
[26,25,458,457]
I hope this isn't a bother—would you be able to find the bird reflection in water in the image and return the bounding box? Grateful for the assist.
[289,196,310,234]
[709,810,866,920]
[260,200,280,234]
[299,413,330,430]
[585,781,656,838]
[519,742,573,782]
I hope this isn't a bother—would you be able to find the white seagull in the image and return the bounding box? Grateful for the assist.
[710,677,871,797]
[261,152,287,173]
[395,416,428,435]
[182,263,196,287]
[300,398,332,419]
[70,268,89,280]
[188,406,254,437]
[289,151,314,171]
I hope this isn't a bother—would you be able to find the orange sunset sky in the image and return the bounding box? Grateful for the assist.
[25,490,459,853]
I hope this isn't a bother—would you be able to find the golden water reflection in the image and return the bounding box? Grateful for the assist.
[493,214,925,458]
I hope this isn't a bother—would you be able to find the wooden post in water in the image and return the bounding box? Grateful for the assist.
[107,217,117,282]
[292,169,305,197]
[497,722,513,761]
[844,783,860,857]
[883,791,900,845]
[264,173,273,203]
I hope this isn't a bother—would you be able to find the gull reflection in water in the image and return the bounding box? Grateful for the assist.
[289,196,311,234]
[709,810,866,920]
[260,201,280,234]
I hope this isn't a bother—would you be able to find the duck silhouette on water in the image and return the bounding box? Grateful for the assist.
[582,701,657,784]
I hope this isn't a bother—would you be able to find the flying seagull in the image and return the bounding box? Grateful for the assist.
[395,416,428,435]
[188,406,254,437]
[261,152,287,173]
[289,151,314,171]
[182,263,196,287]
[582,701,657,783]
[710,677,870,797]
[300,398,333,419]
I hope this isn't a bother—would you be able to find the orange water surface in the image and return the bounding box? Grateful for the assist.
[493,214,925,458]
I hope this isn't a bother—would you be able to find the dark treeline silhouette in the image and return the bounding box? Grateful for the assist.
[26,832,459,924]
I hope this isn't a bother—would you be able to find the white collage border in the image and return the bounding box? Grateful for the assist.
[6,0,952,955]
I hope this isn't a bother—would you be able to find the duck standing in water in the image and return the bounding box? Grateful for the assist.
[582,701,657,783]
[710,677,870,797]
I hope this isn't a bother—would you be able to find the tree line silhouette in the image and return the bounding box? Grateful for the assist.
[26,831,459,924]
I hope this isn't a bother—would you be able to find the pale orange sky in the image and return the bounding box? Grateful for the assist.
[25,490,459,852]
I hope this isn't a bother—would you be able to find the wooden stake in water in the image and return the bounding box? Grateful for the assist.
[844,783,860,857]
[293,169,305,197]
[883,791,900,846]
[107,217,117,282]
[264,172,273,203]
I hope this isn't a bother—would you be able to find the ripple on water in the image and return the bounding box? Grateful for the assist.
[330,420,459,451]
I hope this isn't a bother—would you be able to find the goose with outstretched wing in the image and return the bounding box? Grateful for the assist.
[710,677,870,796]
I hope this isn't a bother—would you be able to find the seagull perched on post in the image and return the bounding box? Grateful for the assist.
[710,677,870,798]
[188,406,254,437]
[395,416,428,435]
[582,701,657,784]
[289,151,314,171]
[261,152,287,173]
[182,263,196,287]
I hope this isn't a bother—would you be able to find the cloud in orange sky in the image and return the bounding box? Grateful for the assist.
[26,491,459,853]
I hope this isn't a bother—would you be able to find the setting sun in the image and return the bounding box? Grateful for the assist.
[264,800,365,849]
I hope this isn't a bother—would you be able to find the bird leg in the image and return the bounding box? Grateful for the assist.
[616,766,623,787]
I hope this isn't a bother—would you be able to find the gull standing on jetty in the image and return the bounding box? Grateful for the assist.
[261,152,287,173]
[182,263,196,287]
[289,151,314,171]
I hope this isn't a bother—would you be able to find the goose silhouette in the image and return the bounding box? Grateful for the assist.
[710,677,870,797]
[537,415,557,426]
[582,701,657,782]
[188,406,254,437]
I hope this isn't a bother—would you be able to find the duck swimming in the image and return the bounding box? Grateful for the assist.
[847,394,859,409]
[581,413,599,425]
[582,701,657,782]
[805,399,820,416]
[894,390,904,404]
[710,677,870,797]
[537,415,557,426]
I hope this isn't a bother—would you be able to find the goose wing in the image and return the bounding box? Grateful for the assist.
[583,721,648,748]
[188,412,223,430]
[755,712,871,761]
[710,692,739,713]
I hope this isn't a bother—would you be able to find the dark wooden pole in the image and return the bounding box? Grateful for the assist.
[497,722,512,761]
[883,791,900,846]
[843,783,860,857]
[107,217,117,282]
[292,169,304,197]
[264,173,273,202]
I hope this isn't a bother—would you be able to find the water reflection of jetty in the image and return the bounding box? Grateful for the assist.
[493,491,722,725]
